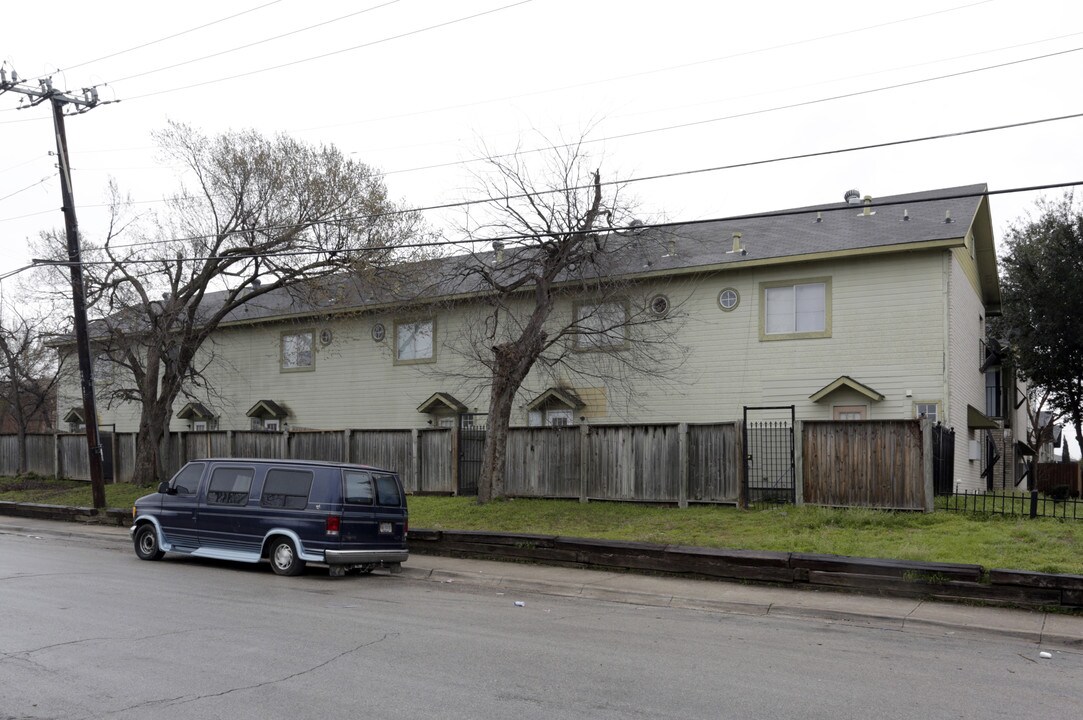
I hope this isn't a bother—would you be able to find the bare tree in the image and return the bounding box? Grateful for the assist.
[38,122,425,484]
[439,136,687,503]
[0,299,63,475]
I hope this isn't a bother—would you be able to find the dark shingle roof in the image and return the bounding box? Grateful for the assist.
[199,183,993,327]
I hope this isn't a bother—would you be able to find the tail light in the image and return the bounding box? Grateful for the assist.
[404,518,408,537]
[326,515,341,536]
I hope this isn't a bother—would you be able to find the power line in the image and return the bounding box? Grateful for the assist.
[301,0,997,135]
[0,175,53,203]
[122,0,536,101]
[107,1,401,85]
[49,0,287,76]
[5,109,1083,242]
[23,180,1083,272]
[385,45,1083,176]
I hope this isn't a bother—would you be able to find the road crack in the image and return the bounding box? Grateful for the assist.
[96,632,399,717]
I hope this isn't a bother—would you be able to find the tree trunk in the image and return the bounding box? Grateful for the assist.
[133,409,167,486]
[16,426,27,476]
[478,374,519,504]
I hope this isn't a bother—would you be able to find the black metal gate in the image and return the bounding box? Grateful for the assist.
[742,406,796,506]
[457,413,487,496]
[932,423,955,496]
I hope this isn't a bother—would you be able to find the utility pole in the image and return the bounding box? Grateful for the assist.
[1,67,111,509]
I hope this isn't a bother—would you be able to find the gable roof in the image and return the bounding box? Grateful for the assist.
[809,376,886,403]
[65,183,997,337]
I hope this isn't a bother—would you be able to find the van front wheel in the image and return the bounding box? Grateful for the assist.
[269,538,305,576]
[134,524,164,561]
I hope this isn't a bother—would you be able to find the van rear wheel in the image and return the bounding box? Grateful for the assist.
[269,538,305,576]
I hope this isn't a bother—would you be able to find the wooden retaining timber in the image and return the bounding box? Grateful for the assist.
[408,529,1083,610]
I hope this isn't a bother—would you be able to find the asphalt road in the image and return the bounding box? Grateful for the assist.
[2,523,1081,720]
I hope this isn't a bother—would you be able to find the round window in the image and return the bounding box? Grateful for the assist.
[718,288,740,311]
[648,294,670,317]
[371,323,386,342]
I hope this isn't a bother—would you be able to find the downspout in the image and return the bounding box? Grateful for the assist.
[941,251,953,486]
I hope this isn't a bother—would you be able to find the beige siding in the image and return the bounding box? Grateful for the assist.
[947,249,988,491]
[59,250,957,433]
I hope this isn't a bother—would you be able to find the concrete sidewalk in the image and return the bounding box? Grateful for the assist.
[5,516,1082,650]
[401,553,1083,650]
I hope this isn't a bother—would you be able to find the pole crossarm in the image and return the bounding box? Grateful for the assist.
[1,67,109,114]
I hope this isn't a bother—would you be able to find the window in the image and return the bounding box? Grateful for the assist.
[833,405,866,421]
[718,288,740,311]
[206,467,254,506]
[192,421,208,432]
[575,301,629,349]
[344,471,375,505]
[760,278,830,340]
[281,331,314,371]
[261,469,313,509]
[170,463,205,495]
[528,408,575,427]
[395,319,435,363]
[374,474,402,507]
[263,419,281,432]
[914,402,939,423]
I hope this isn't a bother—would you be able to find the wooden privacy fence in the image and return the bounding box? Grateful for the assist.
[802,420,931,510]
[0,419,933,509]
[1034,462,1082,497]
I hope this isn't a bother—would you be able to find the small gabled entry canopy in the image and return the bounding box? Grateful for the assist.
[176,402,214,420]
[62,407,85,424]
[416,392,467,414]
[967,404,999,430]
[246,399,289,419]
[526,387,585,412]
[808,376,885,404]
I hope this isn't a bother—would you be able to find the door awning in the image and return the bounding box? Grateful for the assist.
[809,376,885,403]
[967,404,999,430]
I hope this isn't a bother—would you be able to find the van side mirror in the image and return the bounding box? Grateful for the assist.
[157,481,173,494]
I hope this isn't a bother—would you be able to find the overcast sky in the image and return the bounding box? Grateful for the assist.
[3,0,1082,450]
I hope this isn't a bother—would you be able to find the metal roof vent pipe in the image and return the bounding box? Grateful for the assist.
[903,208,909,221]
[844,189,861,204]
[862,195,875,216]
[944,210,953,224]
[727,231,746,256]
[492,240,505,264]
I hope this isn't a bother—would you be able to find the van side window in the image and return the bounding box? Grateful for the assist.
[344,471,374,505]
[206,467,254,506]
[374,474,401,507]
[262,469,313,509]
[171,463,205,495]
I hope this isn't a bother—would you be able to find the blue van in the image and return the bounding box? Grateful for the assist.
[130,458,408,577]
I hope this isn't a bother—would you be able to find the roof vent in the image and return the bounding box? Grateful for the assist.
[726,231,747,256]
[862,195,875,216]
[944,210,953,224]
[844,189,861,204]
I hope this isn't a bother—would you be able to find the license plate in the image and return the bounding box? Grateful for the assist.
[379,522,393,534]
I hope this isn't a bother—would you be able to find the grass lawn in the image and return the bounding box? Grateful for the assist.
[2,476,1081,575]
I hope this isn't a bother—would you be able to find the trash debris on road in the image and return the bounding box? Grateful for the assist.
[514,601,526,607]
[1039,651,1053,659]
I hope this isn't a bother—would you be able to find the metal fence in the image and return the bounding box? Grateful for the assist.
[938,489,1083,520]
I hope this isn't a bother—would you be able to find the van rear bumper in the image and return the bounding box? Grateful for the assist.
[324,549,409,565]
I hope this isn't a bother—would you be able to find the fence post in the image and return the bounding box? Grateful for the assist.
[343,429,351,463]
[736,419,747,509]
[579,423,589,504]
[411,428,421,493]
[53,431,61,480]
[678,423,689,508]
[793,419,804,506]
[922,419,934,512]
[226,430,234,458]
[1029,489,1038,519]
[450,419,461,496]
